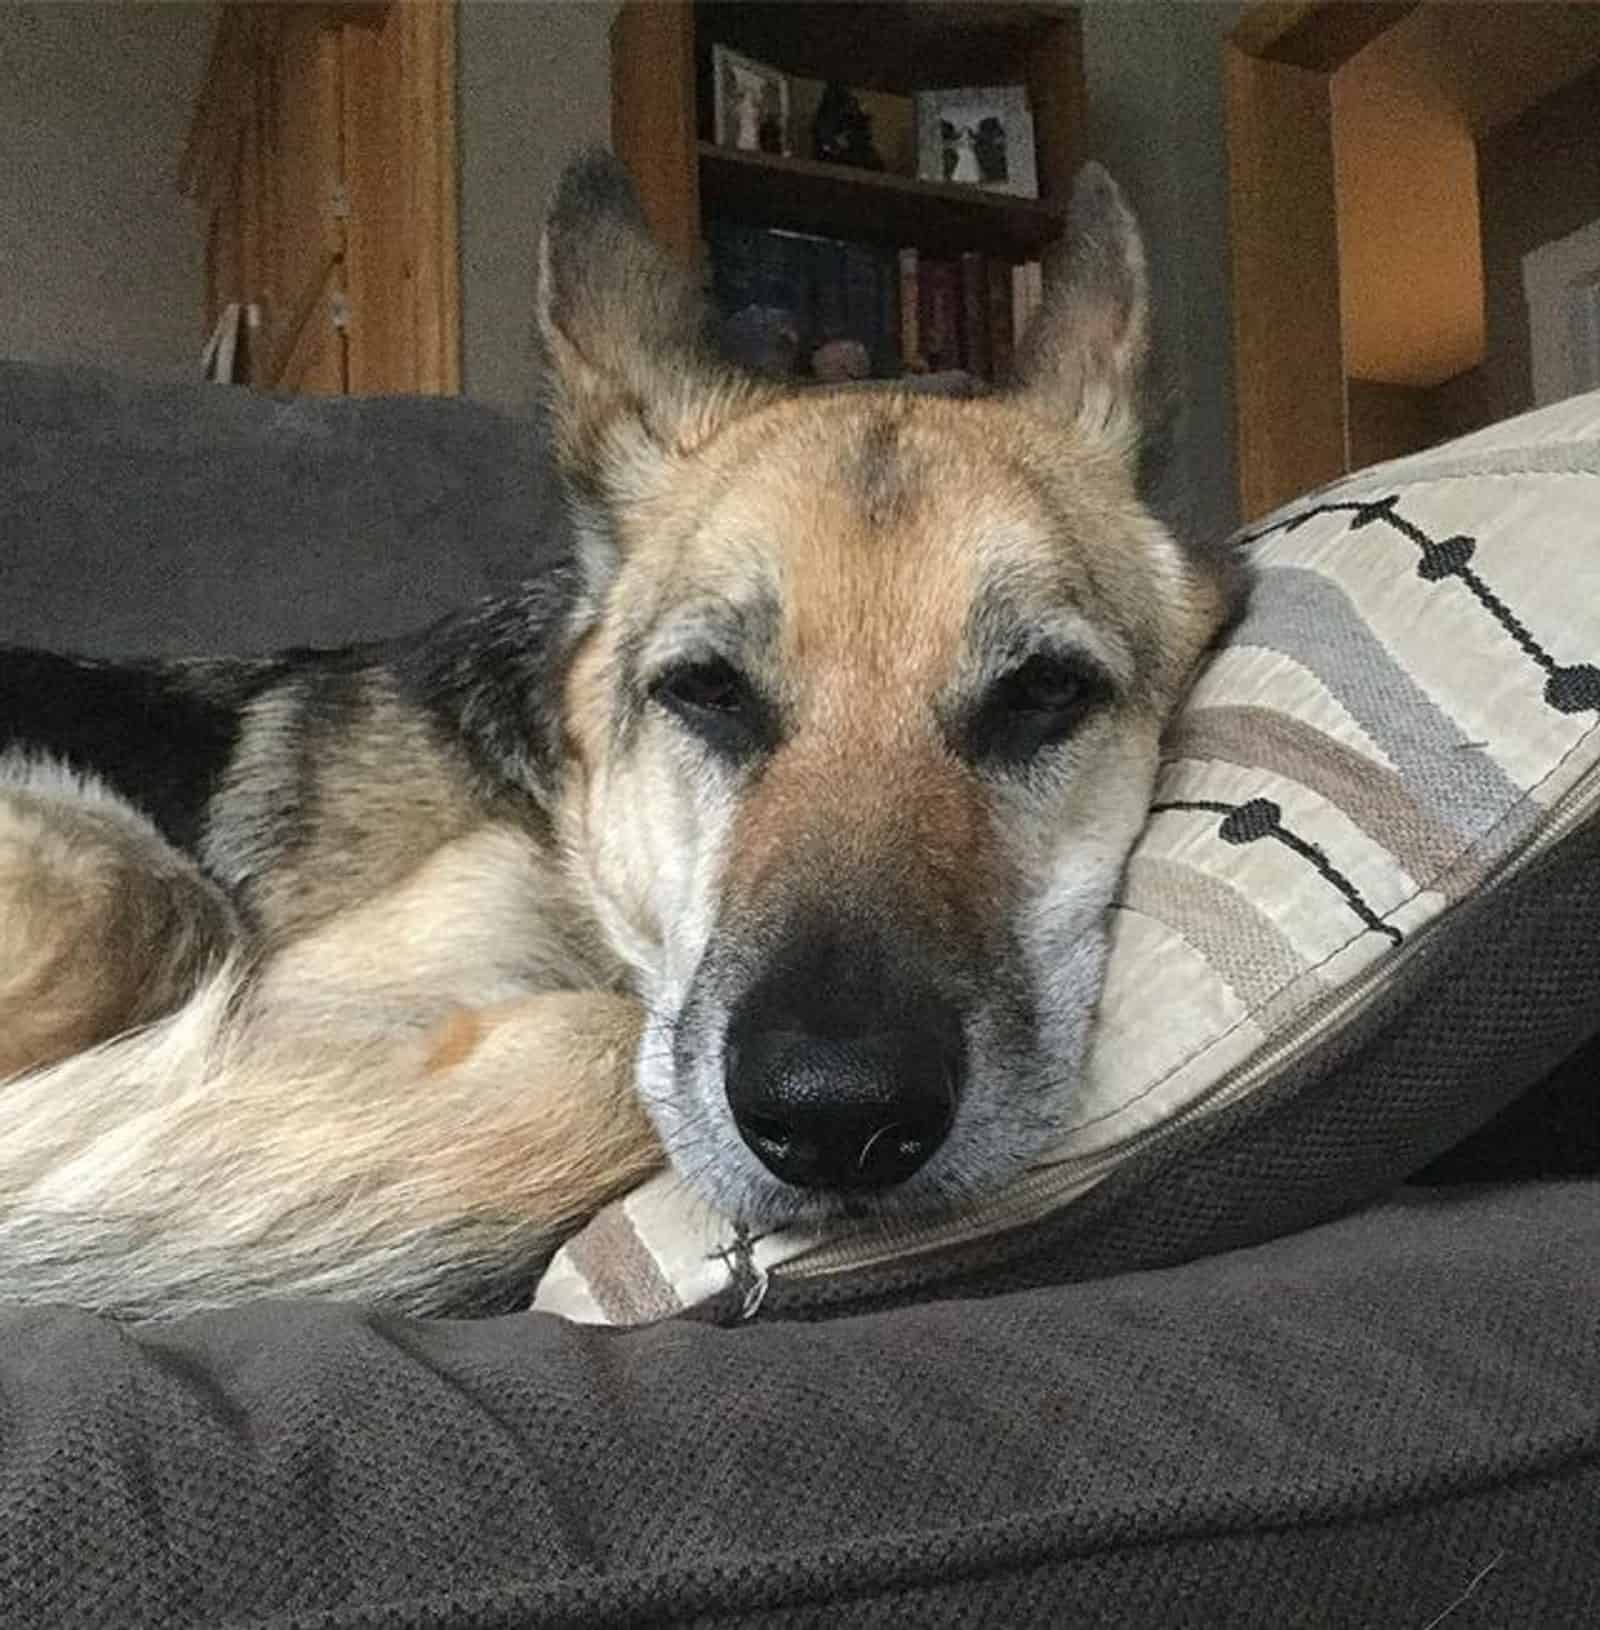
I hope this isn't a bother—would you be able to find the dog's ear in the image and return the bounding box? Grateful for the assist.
[1013,163,1150,454]
[537,151,764,527]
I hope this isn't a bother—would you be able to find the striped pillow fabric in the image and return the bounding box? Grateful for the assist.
[536,389,1600,1326]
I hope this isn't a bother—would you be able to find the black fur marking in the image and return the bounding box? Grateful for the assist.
[0,649,278,854]
[851,412,909,527]
[629,588,786,764]
[392,564,587,805]
[548,147,652,241]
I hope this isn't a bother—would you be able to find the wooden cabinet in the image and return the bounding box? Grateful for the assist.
[182,1,459,396]
[610,0,1085,376]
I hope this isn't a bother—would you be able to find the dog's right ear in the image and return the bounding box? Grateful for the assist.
[537,151,766,552]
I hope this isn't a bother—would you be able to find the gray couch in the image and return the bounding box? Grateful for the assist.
[1,361,1597,1628]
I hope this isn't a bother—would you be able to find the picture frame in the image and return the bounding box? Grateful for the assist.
[914,85,1038,199]
[712,44,790,158]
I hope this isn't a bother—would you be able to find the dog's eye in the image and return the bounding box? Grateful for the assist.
[655,657,747,714]
[1000,653,1090,714]
[650,657,774,758]
[969,652,1109,763]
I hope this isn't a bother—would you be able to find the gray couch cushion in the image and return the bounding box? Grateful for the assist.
[0,1178,1596,1626]
[0,361,570,657]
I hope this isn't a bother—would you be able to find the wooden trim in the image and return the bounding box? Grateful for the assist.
[1025,9,1087,209]
[406,0,461,394]
[1225,43,1347,521]
[343,0,460,393]
[267,246,344,390]
[1230,2,1418,74]
[611,0,699,263]
[193,0,458,396]
[180,6,254,202]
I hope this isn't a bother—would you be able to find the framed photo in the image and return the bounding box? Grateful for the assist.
[712,44,790,158]
[915,85,1038,199]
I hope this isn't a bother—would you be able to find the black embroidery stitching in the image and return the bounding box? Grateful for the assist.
[1150,795,1404,946]
[1239,495,1600,717]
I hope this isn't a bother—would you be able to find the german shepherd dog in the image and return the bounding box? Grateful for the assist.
[0,155,1242,1318]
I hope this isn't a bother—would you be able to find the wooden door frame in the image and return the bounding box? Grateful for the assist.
[1225,4,1417,522]
[182,0,460,396]
[1228,0,1600,520]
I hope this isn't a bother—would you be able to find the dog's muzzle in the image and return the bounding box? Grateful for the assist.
[724,992,963,1192]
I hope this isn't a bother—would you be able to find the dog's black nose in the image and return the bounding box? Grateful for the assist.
[725,1024,960,1191]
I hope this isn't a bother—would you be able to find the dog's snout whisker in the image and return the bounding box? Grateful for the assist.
[855,1121,903,1172]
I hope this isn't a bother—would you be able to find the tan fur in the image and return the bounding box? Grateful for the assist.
[0,776,235,1080]
[424,1006,485,1075]
[0,812,656,1317]
[415,992,654,1215]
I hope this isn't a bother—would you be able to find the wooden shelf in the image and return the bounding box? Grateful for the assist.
[695,1,1065,96]
[698,143,1066,259]
[613,2,1084,263]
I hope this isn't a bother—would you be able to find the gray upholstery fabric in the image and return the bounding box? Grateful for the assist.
[0,361,569,657]
[1,1179,1596,1626]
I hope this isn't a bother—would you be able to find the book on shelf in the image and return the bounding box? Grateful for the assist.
[959,252,991,383]
[708,219,900,383]
[986,257,1015,383]
[898,247,921,374]
[914,251,1039,383]
[706,217,1044,386]
[917,256,963,374]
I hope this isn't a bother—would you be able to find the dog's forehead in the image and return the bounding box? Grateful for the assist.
[710,397,1050,547]
[661,397,1143,641]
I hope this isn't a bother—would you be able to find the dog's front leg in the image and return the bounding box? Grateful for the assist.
[407,989,663,1241]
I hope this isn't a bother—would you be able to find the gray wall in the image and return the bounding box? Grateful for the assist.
[0,1,209,381]
[457,0,615,410]
[1081,1,1241,544]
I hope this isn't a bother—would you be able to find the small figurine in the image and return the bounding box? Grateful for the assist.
[732,81,763,152]
[947,123,982,184]
[812,83,884,171]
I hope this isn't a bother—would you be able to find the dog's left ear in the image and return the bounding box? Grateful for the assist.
[1012,163,1150,454]
[537,150,764,520]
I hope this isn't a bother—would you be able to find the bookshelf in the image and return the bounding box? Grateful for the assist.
[610,0,1086,383]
